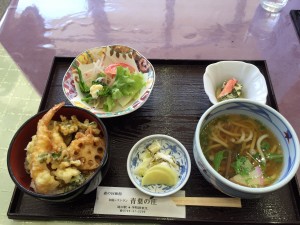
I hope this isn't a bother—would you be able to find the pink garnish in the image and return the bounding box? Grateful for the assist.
[218,78,238,98]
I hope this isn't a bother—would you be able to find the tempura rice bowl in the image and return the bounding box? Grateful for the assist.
[7,105,109,202]
[193,99,300,199]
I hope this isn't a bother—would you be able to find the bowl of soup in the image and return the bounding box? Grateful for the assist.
[7,102,109,202]
[193,99,300,199]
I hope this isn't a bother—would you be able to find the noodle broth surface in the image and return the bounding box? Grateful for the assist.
[200,114,283,188]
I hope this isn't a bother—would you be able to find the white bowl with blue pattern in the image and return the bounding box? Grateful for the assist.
[127,134,191,197]
[193,99,300,199]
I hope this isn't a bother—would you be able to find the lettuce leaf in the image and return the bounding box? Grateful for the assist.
[103,96,115,112]
[101,66,145,111]
[113,66,145,96]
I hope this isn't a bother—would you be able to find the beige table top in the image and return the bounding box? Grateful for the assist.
[0,44,39,224]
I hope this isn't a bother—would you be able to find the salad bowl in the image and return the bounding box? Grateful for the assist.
[62,45,155,118]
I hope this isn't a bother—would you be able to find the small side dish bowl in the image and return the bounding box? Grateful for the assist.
[7,103,109,202]
[127,134,191,197]
[62,44,155,118]
[203,61,268,104]
[193,99,300,199]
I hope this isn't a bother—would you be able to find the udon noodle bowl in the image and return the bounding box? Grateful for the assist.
[200,114,283,188]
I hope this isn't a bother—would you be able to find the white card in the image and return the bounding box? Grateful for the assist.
[93,186,186,218]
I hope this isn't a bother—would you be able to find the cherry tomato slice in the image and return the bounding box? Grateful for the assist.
[104,63,135,78]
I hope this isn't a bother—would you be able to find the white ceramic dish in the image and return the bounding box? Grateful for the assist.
[127,134,191,197]
[193,99,300,199]
[62,45,155,118]
[203,61,268,104]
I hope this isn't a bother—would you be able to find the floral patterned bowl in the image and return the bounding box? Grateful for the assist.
[62,45,155,118]
[127,134,191,197]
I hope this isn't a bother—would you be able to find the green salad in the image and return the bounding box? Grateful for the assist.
[74,62,145,112]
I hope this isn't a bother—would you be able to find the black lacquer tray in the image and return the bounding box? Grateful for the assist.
[291,10,300,41]
[7,58,300,224]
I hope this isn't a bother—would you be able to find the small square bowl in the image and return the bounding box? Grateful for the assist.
[127,134,191,197]
[203,61,268,104]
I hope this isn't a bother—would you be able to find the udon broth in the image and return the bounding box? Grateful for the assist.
[200,114,283,188]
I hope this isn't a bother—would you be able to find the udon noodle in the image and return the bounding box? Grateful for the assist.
[200,114,283,188]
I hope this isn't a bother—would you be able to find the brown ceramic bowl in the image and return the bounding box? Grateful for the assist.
[7,104,109,202]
